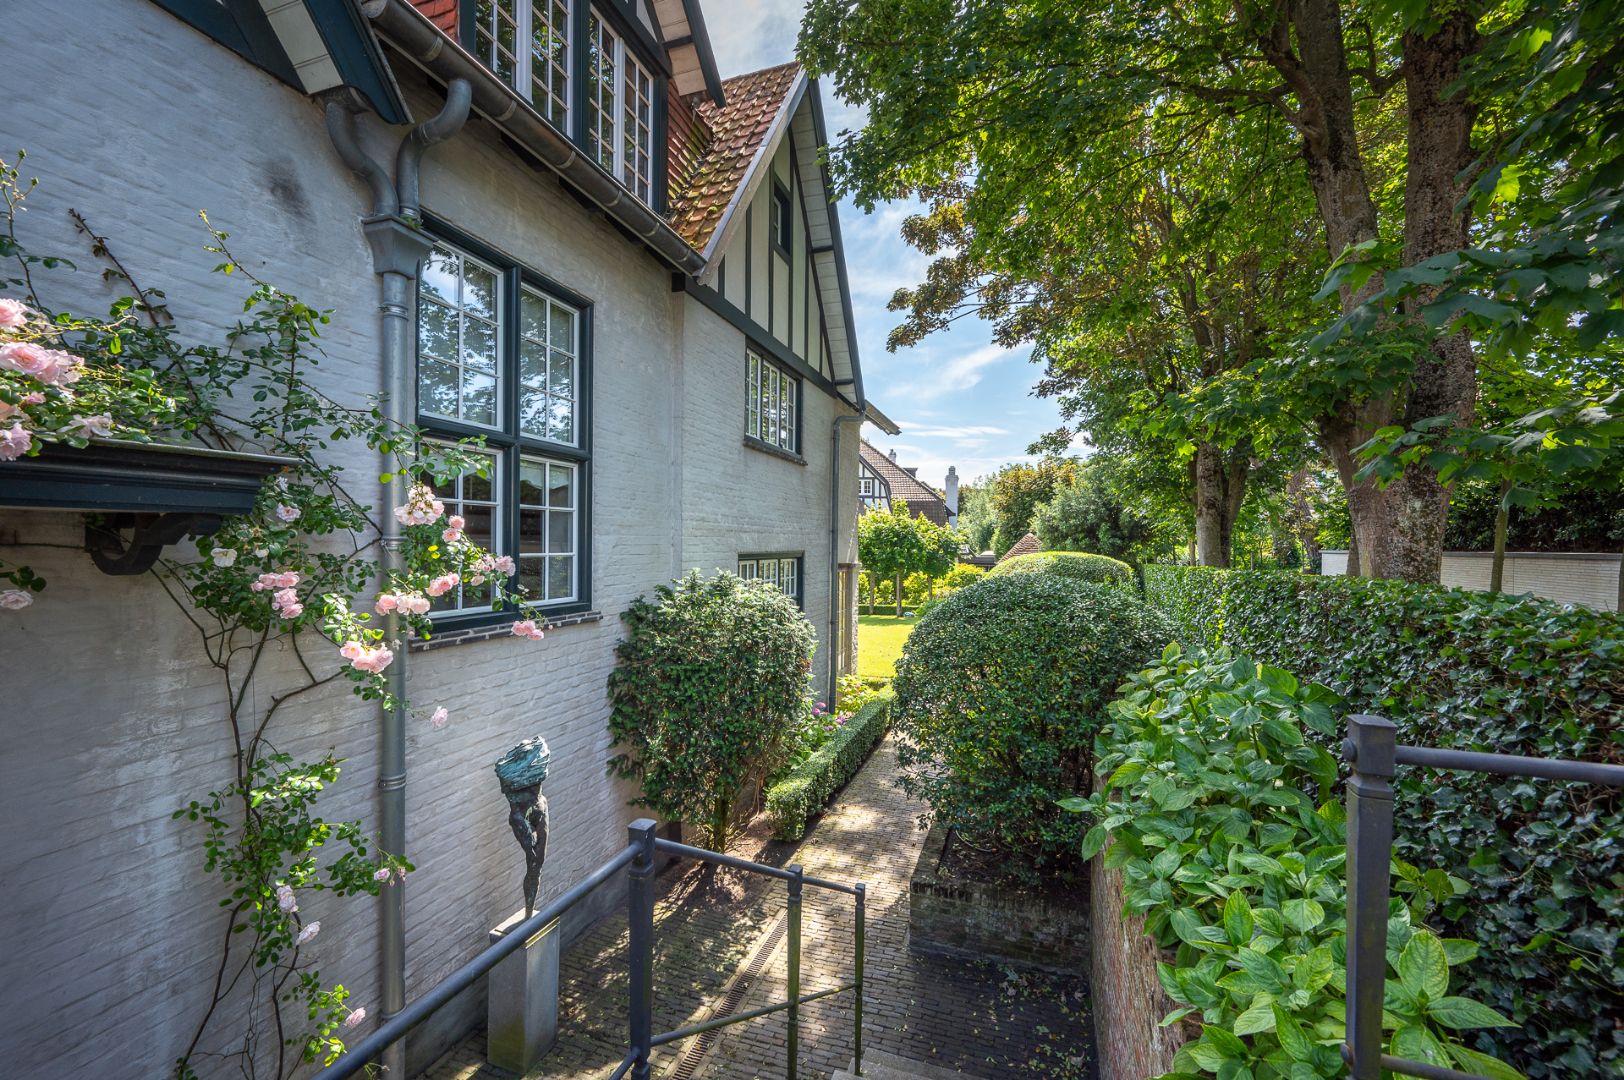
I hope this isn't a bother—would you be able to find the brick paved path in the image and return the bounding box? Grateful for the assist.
[421,738,1094,1080]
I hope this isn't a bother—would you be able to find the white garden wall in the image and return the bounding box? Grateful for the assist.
[1320,550,1621,611]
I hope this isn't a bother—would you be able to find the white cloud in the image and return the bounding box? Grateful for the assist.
[896,423,1012,439]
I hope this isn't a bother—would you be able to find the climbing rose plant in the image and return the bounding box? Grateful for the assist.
[1,154,549,1078]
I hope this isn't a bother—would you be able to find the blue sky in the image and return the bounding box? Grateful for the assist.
[704,2,1069,491]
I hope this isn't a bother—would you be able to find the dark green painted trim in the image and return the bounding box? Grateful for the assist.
[679,276,849,403]
[652,72,669,214]
[677,0,725,105]
[151,0,299,87]
[570,0,591,148]
[592,0,672,76]
[744,204,754,321]
[418,213,594,617]
[737,551,806,608]
[305,0,409,124]
[456,0,479,52]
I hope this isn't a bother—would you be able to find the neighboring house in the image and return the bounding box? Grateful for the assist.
[999,533,1042,562]
[857,439,950,525]
[0,2,886,1075]
[1321,550,1623,612]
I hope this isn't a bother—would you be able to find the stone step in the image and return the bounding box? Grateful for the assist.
[830,1049,981,1080]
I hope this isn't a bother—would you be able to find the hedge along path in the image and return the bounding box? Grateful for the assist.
[1143,565,1624,1077]
[420,734,1092,1080]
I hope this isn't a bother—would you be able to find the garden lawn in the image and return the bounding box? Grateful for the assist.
[857,614,915,680]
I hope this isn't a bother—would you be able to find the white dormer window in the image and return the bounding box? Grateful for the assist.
[859,477,875,497]
[586,10,655,203]
[475,0,573,133]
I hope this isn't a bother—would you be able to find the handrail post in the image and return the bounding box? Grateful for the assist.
[786,864,803,1080]
[853,882,866,1077]
[627,819,658,1080]
[1344,715,1397,1080]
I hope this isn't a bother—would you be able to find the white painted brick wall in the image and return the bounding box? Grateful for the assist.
[0,2,862,1076]
[1321,550,1622,611]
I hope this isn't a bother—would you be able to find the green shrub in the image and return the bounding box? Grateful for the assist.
[987,550,1134,587]
[834,672,889,715]
[608,570,816,848]
[765,694,892,840]
[891,573,1175,867]
[939,563,987,590]
[1069,646,1521,1079]
[1143,564,1624,1076]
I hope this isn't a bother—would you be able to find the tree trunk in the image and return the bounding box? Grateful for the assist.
[1194,442,1248,568]
[1344,508,1361,576]
[1285,467,1323,570]
[1490,478,1511,593]
[894,570,904,617]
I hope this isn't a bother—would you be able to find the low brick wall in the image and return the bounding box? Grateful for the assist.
[908,823,1090,968]
[1090,854,1191,1079]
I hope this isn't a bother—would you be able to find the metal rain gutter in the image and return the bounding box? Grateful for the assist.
[361,0,708,276]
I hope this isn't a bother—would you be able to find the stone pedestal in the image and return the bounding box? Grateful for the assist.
[487,911,561,1073]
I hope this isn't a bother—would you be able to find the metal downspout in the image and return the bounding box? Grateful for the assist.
[829,414,864,706]
[325,79,471,1077]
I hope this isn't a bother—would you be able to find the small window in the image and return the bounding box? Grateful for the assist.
[738,554,803,606]
[770,182,793,257]
[859,477,875,497]
[745,348,799,455]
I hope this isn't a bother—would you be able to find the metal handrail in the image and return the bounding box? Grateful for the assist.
[1341,714,1624,1080]
[314,819,867,1080]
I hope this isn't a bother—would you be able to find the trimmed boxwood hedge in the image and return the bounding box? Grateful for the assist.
[1143,564,1624,1077]
[986,550,1134,587]
[765,693,892,841]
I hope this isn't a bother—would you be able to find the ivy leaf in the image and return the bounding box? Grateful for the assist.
[1426,996,1516,1030]
[1398,930,1450,1002]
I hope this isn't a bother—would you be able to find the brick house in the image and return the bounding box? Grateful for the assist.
[0,1,885,1075]
[857,438,951,525]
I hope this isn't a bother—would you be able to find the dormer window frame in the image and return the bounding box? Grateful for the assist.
[469,0,575,134]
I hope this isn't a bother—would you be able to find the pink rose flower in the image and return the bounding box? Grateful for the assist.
[511,619,544,640]
[274,504,301,523]
[430,706,448,729]
[392,484,446,526]
[0,342,81,386]
[373,867,392,883]
[0,423,32,461]
[211,548,237,568]
[339,641,366,661]
[448,515,465,530]
[344,1007,366,1029]
[296,921,320,945]
[0,297,32,329]
[425,573,460,597]
[349,645,394,674]
[0,589,33,610]
[374,593,399,615]
[275,883,297,913]
[399,594,431,616]
[441,527,462,543]
[272,588,303,619]
[494,555,516,575]
[277,572,300,588]
[0,400,19,421]
[67,413,113,439]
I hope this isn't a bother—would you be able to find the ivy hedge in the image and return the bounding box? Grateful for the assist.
[1069,646,1522,1079]
[1142,565,1624,1076]
[765,692,892,841]
[987,550,1135,587]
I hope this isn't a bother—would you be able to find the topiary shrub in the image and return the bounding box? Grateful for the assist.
[765,693,892,840]
[1142,564,1624,1076]
[608,569,816,849]
[987,550,1134,588]
[891,573,1175,869]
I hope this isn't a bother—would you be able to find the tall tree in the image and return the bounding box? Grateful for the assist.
[799,0,1505,581]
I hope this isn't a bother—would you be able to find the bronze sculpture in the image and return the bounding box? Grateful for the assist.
[494,736,551,918]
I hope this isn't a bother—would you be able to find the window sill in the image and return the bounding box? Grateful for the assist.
[743,436,806,466]
[411,608,603,652]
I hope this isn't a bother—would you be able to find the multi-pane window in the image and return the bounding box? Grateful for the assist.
[518,458,578,603]
[475,0,573,131]
[738,555,803,605]
[585,10,654,203]
[859,477,875,497]
[746,350,799,454]
[417,234,590,618]
[771,183,793,256]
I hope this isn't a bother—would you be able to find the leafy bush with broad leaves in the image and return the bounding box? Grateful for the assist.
[1068,645,1523,1079]
[1143,565,1624,1076]
[892,573,1174,868]
[939,563,988,590]
[765,693,891,841]
[608,570,816,848]
[987,550,1135,588]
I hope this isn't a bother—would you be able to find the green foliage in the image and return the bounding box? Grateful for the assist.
[858,499,959,615]
[1068,646,1522,1079]
[939,563,987,590]
[1032,456,1183,567]
[765,694,892,841]
[987,550,1134,588]
[986,459,1077,555]
[608,570,816,848]
[955,480,997,553]
[1143,565,1624,1075]
[891,573,1175,868]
